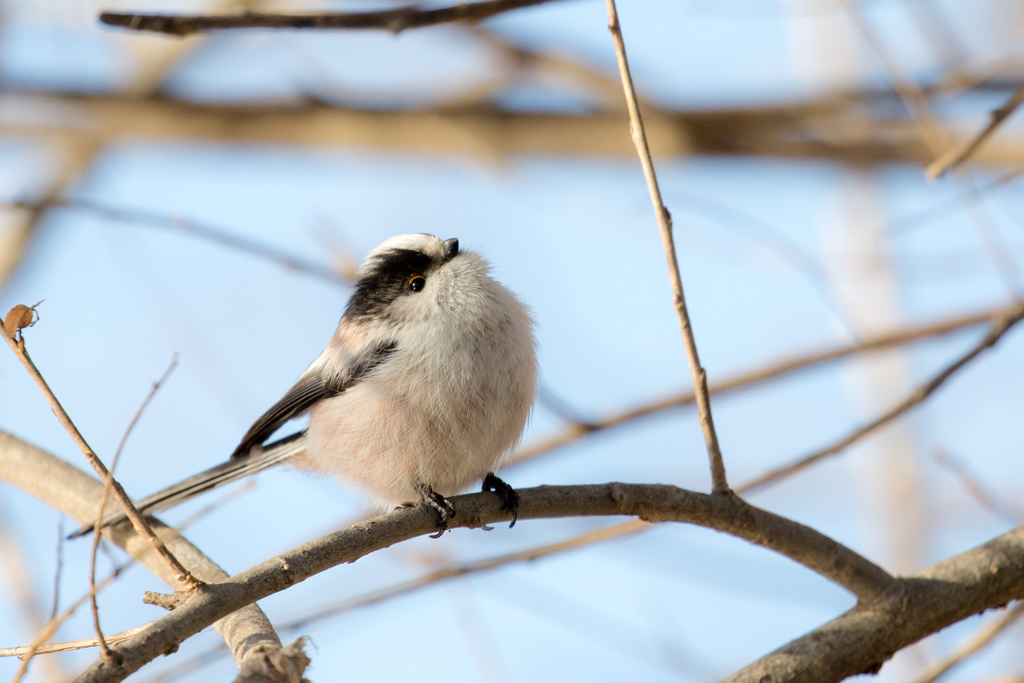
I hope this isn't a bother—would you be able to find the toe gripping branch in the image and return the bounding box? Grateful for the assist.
[482,472,520,528]
[415,483,456,539]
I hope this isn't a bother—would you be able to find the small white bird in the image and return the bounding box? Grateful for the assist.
[73,234,537,538]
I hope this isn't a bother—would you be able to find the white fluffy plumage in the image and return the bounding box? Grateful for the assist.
[304,234,538,507]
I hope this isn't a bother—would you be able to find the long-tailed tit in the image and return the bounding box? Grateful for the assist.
[71,234,537,538]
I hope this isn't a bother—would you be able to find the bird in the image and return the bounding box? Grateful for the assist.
[70,234,537,539]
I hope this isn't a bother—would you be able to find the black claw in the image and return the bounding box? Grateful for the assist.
[482,472,519,528]
[415,483,455,538]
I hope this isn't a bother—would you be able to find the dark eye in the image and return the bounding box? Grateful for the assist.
[408,275,426,292]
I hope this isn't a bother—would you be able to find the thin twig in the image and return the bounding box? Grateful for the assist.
[927,86,1024,179]
[511,303,1008,466]
[14,198,348,286]
[0,480,258,675]
[604,0,729,493]
[49,519,63,622]
[913,602,1024,683]
[0,624,153,658]
[281,520,648,631]
[740,303,1024,494]
[0,319,202,590]
[99,0,560,36]
[840,0,949,157]
[89,356,178,660]
[934,450,1024,523]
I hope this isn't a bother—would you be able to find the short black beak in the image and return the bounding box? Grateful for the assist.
[442,238,459,261]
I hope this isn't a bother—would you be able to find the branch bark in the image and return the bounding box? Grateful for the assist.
[722,524,1024,683]
[0,430,305,681]
[99,0,561,36]
[75,483,893,682]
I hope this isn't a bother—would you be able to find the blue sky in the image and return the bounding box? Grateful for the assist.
[1,1,1024,681]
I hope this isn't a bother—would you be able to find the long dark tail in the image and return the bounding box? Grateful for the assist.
[67,432,306,539]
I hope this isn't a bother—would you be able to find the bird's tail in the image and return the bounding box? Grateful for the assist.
[67,432,306,539]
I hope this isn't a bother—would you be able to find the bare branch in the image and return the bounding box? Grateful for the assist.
[75,483,894,682]
[14,198,349,285]
[0,624,153,658]
[99,0,562,36]
[722,525,1024,683]
[934,450,1024,524]
[928,86,1024,178]
[9,90,1024,167]
[0,430,295,677]
[89,356,178,660]
[512,304,1010,466]
[914,602,1024,683]
[0,316,201,590]
[739,303,1024,494]
[604,0,729,493]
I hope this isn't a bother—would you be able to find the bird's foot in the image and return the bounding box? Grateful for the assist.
[415,483,455,538]
[482,472,519,528]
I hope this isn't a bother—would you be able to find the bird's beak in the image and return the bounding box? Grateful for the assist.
[442,238,460,262]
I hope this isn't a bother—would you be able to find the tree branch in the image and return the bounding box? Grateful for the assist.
[0,319,201,590]
[99,0,562,36]
[927,85,1024,179]
[0,430,303,680]
[913,601,1024,683]
[739,302,1024,494]
[511,303,1010,466]
[76,483,893,682]
[722,524,1024,683]
[604,0,729,493]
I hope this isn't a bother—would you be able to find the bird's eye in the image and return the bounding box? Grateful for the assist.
[408,275,426,292]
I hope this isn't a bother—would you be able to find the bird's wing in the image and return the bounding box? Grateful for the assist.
[230,339,397,459]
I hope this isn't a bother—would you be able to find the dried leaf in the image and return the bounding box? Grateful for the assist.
[4,305,33,336]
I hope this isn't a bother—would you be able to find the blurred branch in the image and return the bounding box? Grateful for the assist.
[88,356,177,662]
[840,0,949,157]
[512,303,1011,466]
[0,624,153,658]
[0,137,102,292]
[15,197,349,285]
[928,86,1024,179]
[281,519,647,631]
[605,0,729,493]
[914,602,1024,683]
[740,303,1024,493]
[0,430,304,680]
[723,524,1024,683]
[0,317,201,590]
[99,0,563,36]
[8,89,1024,166]
[934,450,1024,523]
[76,483,895,682]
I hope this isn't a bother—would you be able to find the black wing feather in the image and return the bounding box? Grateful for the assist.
[230,340,397,459]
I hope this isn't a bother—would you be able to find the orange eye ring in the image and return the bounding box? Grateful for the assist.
[408,275,426,292]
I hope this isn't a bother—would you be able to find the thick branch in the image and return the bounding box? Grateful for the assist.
[76,483,893,682]
[7,90,1024,167]
[722,524,1024,683]
[0,430,297,677]
[99,0,561,36]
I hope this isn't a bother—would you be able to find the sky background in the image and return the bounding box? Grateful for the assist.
[1,0,1024,681]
